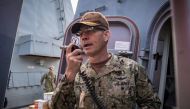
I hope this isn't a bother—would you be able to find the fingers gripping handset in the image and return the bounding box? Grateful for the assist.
[65,43,83,82]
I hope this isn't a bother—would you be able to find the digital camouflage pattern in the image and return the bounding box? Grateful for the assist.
[51,54,161,109]
[41,73,56,92]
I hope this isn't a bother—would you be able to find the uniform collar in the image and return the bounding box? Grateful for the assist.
[81,53,123,79]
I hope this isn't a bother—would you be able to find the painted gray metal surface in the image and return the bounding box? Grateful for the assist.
[17,34,62,58]
[0,0,23,108]
[6,86,43,108]
[4,0,74,108]
[17,0,73,39]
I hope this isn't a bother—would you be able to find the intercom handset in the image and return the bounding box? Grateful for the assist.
[63,44,106,109]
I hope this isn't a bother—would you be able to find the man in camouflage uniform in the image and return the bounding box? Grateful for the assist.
[41,65,56,92]
[51,12,161,109]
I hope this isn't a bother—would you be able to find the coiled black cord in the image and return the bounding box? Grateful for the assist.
[79,71,106,109]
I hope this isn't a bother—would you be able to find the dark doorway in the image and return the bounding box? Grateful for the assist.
[163,27,176,109]
[150,18,176,109]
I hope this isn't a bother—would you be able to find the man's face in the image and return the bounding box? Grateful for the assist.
[49,68,54,73]
[79,26,110,56]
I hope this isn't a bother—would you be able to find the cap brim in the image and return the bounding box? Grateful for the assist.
[71,21,100,34]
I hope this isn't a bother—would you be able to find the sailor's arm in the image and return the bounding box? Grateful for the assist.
[40,74,45,85]
[50,74,77,109]
[50,43,83,109]
[135,64,161,109]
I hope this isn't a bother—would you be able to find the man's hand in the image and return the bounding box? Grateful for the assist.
[65,43,83,82]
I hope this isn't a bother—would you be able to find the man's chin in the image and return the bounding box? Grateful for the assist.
[84,50,95,56]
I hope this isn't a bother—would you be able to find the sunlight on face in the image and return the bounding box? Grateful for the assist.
[80,30,109,56]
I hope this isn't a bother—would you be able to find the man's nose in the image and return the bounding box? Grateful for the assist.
[81,34,89,41]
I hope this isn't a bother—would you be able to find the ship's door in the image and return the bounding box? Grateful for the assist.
[149,19,176,109]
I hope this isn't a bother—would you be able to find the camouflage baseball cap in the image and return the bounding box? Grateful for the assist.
[71,12,109,34]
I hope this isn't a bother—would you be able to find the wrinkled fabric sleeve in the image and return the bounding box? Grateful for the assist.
[40,74,45,85]
[50,74,77,109]
[135,65,161,109]
[54,75,56,84]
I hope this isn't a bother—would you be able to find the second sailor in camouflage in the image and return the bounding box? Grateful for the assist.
[41,65,56,92]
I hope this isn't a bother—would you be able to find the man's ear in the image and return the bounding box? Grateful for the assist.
[103,30,110,42]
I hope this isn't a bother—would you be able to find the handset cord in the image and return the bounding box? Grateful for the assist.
[79,71,106,109]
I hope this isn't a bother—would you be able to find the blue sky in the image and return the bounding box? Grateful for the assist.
[71,0,78,14]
